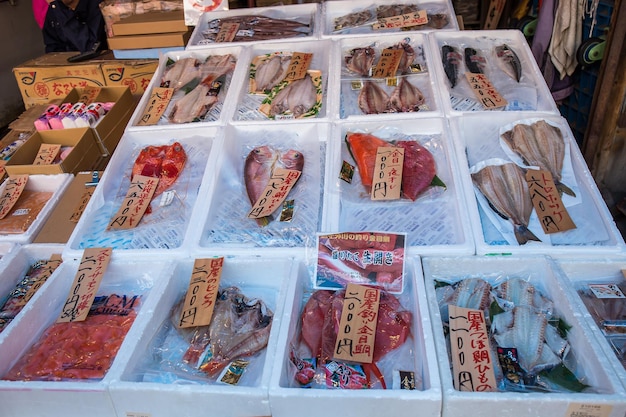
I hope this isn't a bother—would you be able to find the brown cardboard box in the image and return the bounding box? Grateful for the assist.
[100,60,158,96]
[107,30,192,50]
[111,10,188,36]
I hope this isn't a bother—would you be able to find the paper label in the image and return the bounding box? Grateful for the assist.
[137,87,175,126]
[589,283,626,299]
[371,147,404,201]
[70,188,95,223]
[373,10,428,29]
[333,283,380,364]
[16,255,63,308]
[178,257,224,329]
[108,175,159,230]
[526,169,576,233]
[159,190,176,207]
[0,175,28,220]
[57,247,111,323]
[339,160,355,183]
[215,22,239,42]
[247,168,301,219]
[34,143,61,165]
[464,73,507,109]
[372,49,404,79]
[394,370,416,390]
[448,305,497,392]
[77,86,101,104]
[284,52,314,82]
[564,403,612,417]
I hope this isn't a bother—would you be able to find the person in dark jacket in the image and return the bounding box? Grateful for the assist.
[43,0,107,53]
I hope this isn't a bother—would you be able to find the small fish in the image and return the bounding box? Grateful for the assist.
[345,46,376,77]
[464,47,486,74]
[131,142,187,199]
[254,55,290,92]
[358,80,391,114]
[269,74,318,118]
[494,44,522,82]
[441,45,461,88]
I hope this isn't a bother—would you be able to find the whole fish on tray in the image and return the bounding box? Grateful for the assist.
[202,15,311,43]
[253,54,291,92]
[345,46,376,77]
[269,74,318,118]
[464,47,486,74]
[160,57,201,92]
[441,45,461,88]
[389,78,425,113]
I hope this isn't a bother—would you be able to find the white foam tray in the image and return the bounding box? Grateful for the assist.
[449,111,625,256]
[421,255,626,417]
[0,174,73,245]
[324,117,474,255]
[64,126,222,260]
[429,29,559,115]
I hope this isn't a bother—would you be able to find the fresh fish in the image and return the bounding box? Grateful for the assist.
[448,278,493,311]
[277,149,305,172]
[132,145,167,180]
[345,46,376,77]
[501,120,575,197]
[131,142,187,199]
[464,47,485,74]
[494,44,522,82]
[345,132,389,191]
[396,140,436,200]
[390,41,415,75]
[269,74,318,118]
[441,45,461,88]
[254,55,290,92]
[358,80,391,114]
[160,57,200,91]
[472,163,541,245]
[495,278,554,314]
[388,78,425,113]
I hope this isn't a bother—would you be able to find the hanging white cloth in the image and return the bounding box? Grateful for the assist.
[548,0,584,79]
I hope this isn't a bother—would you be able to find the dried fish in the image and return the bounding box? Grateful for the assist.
[389,41,415,75]
[269,74,318,118]
[464,47,485,74]
[160,57,200,91]
[441,45,461,88]
[254,55,291,92]
[345,46,375,77]
[495,44,522,82]
[389,78,425,113]
[358,80,391,114]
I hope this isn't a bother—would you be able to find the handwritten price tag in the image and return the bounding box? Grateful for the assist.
[34,143,62,165]
[215,22,240,43]
[372,48,404,79]
[137,88,174,126]
[179,257,224,329]
[248,168,301,219]
[526,169,576,234]
[0,175,29,220]
[77,86,101,104]
[108,175,159,230]
[284,52,314,82]
[371,147,404,201]
[464,73,507,109]
[373,10,428,29]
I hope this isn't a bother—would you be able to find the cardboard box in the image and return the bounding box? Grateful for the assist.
[107,30,192,50]
[111,10,188,36]
[100,60,158,96]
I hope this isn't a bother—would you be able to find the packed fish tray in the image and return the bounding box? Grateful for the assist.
[422,255,626,417]
[269,256,441,417]
[0,254,174,417]
[232,39,333,122]
[430,30,558,114]
[335,32,444,119]
[321,0,458,38]
[0,174,72,244]
[194,122,327,250]
[450,112,625,256]
[126,45,246,129]
[107,254,294,417]
[324,117,474,255]
[64,126,221,259]
[555,259,626,390]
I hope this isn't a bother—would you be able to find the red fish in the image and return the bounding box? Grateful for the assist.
[131,142,186,198]
[396,140,436,200]
[345,132,389,192]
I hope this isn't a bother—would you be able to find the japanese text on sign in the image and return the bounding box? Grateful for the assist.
[179,257,224,329]
[565,403,613,417]
[248,168,301,219]
[57,247,112,323]
[0,175,29,220]
[70,188,95,223]
[77,86,101,103]
[448,305,497,392]
[34,144,61,165]
[371,146,404,201]
[16,255,62,308]
[372,49,404,79]
[525,169,576,233]
[372,10,428,29]
[284,52,314,82]
[108,175,159,230]
[464,73,507,109]
[215,22,240,43]
[137,87,174,126]
[334,283,380,363]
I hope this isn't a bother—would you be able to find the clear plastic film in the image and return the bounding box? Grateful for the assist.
[576,278,626,336]
[0,190,53,235]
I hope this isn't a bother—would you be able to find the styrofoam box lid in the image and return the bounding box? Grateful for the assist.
[268,255,441,417]
[187,3,321,49]
[334,32,445,120]
[0,174,73,244]
[449,111,625,256]
[429,29,559,115]
[109,254,295,417]
[421,255,626,417]
[321,0,459,38]
[323,117,475,255]
[0,255,176,417]
[0,242,17,264]
[126,44,248,131]
[63,126,222,261]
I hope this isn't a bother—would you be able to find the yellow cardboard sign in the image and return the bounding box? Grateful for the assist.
[284,52,314,82]
[373,10,428,29]
[215,22,240,43]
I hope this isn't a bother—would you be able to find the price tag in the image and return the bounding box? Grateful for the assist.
[33,143,61,165]
[564,403,612,417]
[588,283,626,299]
[371,146,404,201]
[137,88,175,126]
[333,283,380,364]
[247,168,301,219]
[525,169,576,234]
[283,52,314,82]
[372,48,404,79]
[0,174,28,220]
[373,10,428,29]
[0,160,6,177]
[69,187,95,223]
[77,86,101,104]
[448,305,497,392]
[215,22,240,43]
[108,175,159,230]
[16,255,63,308]
[57,248,111,323]
[464,73,507,109]
[178,257,224,329]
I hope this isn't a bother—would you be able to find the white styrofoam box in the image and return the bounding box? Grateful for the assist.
[187,3,320,49]
[126,45,247,130]
[555,258,626,390]
[422,255,626,417]
[269,256,441,417]
[335,32,444,119]
[0,242,16,263]
[0,254,175,417]
[0,174,73,244]
[321,0,458,38]
[64,126,222,260]
[323,117,474,255]
[450,112,625,256]
[193,121,327,252]
[109,254,295,417]
[231,39,335,123]
[429,29,559,114]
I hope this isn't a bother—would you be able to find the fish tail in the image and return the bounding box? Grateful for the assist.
[556,182,576,197]
[514,225,541,245]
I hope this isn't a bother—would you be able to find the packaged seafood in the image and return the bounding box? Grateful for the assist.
[324,118,473,255]
[64,127,219,258]
[430,30,558,114]
[451,112,625,256]
[269,256,441,417]
[109,255,293,417]
[422,256,626,417]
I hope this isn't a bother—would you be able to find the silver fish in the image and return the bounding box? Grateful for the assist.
[495,278,554,315]
[254,55,291,92]
[389,77,425,112]
[161,57,200,91]
[358,80,391,114]
[494,44,522,82]
[269,74,318,118]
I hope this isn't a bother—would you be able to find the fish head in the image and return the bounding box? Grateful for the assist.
[249,145,277,164]
[279,149,305,171]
